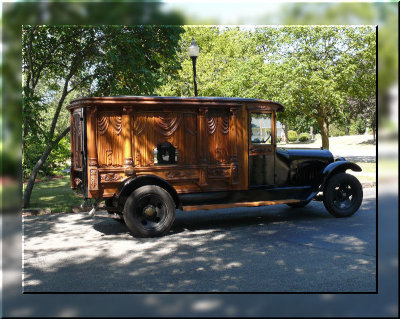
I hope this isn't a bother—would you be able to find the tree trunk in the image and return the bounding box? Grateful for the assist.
[317,117,329,150]
[345,118,350,135]
[23,127,70,208]
[284,122,288,143]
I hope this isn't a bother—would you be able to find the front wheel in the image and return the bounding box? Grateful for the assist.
[123,185,176,237]
[323,173,363,218]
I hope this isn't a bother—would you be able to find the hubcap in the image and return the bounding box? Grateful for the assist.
[134,194,167,230]
[333,183,354,210]
[143,205,156,218]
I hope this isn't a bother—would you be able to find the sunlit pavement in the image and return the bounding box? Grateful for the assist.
[22,187,376,293]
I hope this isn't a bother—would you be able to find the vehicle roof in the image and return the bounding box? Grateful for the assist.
[67,95,284,111]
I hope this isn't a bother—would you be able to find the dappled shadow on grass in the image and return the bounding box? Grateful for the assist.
[28,177,82,213]
[358,139,376,145]
[23,197,376,293]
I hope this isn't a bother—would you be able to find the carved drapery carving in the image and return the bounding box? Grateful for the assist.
[133,115,147,136]
[221,117,229,135]
[97,112,122,136]
[207,117,217,135]
[207,116,229,135]
[154,114,183,137]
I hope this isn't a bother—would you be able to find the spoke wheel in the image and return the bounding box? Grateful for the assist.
[323,173,363,218]
[123,185,176,237]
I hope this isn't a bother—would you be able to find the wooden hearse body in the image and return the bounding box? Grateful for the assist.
[68,96,363,237]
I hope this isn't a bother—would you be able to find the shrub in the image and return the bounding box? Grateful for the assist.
[299,132,309,142]
[329,124,346,137]
[288,130,298,142]
[349,118,366,135]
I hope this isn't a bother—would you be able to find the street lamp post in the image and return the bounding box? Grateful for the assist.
[188,38,199,96]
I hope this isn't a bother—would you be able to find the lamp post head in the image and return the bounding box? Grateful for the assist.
[188,38,199,58]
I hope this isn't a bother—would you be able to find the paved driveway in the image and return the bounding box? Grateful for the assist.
[23,188,376,292]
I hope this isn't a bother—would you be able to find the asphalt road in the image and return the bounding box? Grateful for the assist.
[23,187,376,293]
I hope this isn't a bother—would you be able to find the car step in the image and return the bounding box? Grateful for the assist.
[183,199,300,211]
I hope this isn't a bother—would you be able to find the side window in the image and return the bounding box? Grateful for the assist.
[154,142,178,165]
[250,113,272,144]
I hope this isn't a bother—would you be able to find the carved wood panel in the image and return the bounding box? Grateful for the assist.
[207,114,230,164]
[183,113,197,165]
[97,111,124,168]
[72,111,82,169]
[133,112,192,167]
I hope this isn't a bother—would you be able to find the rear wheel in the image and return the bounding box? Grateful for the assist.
[323,173,363,218]
[123,185,176,237]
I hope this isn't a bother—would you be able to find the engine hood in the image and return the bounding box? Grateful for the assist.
[274,148,334,186]
[277,148,334,163]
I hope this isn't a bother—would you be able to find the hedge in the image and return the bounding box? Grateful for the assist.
[299,132,310,142]
[288,130,298,142]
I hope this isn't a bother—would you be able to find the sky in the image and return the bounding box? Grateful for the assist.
[162,1,282,24]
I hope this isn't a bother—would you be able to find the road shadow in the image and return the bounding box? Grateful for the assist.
[22,197,376,293]
[341,156,376,163]
[90,202,332,238]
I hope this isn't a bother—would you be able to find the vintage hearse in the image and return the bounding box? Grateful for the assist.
[67,96,363,237]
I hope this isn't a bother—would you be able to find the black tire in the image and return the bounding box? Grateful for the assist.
[287,199,311,208]
[105,198,117,214]
[123,185,176,237]
[323,173,363,218]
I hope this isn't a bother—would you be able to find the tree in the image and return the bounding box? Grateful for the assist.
[254,26,375,149]
[157,26,375,149]
[22,25,183,208]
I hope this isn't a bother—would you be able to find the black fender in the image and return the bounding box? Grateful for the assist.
[304,161,362,201]
[114,175,180,210]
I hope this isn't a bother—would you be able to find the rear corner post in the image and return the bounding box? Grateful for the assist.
[87,105,100,199]
[123,106,134,176]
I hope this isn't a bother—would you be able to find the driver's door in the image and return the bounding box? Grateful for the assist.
[248,112,275,187]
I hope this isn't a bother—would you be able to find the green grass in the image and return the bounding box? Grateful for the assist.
[349,162,376,184]
[27,177,82,213]
[355,162,376,174]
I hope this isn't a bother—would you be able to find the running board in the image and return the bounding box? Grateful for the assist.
[182,199,300,211]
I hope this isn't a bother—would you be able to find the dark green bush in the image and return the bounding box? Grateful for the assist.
[329,124,346,137]
[288,130,298,142]
[349,118,366,135]
[299,132,309,142]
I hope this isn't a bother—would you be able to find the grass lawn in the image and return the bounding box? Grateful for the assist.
[346,162,376,184]
[27,176,83,213]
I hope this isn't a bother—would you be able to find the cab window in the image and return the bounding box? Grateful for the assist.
[250,113,272,144]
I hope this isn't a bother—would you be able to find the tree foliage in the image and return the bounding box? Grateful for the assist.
[22,25,183,208]
[157,26,376,149]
